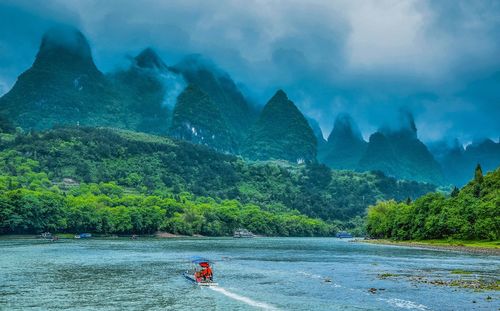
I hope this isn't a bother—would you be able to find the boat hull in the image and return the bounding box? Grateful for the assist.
[183,272,218,286]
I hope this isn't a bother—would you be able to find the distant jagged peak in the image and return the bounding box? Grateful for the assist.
[38,25,91,59]
[134,47,168,70]
[471,137,496,146]
[271,89,288,102]
[328,113,364,143]
[380,109,417,139]
[467,137,499,150]
[260,89,302,115]
[173,54,228,78]
[306,116,326,143]
[450,138,465,151]
[33,25,98,72]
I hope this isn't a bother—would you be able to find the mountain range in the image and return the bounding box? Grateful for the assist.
[429,138,500,186]
[0,26,498,186]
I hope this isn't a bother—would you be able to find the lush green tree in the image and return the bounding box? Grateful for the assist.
[366,167,500,241]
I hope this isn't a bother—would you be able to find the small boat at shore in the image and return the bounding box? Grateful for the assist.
[184,257,218,286]
[74,233,92,239]
[40,232,53,240]
[39,232,59,242]
[336,231,353,239]
[233,228,255,238]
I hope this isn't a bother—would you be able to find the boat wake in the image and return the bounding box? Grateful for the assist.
[377,298,429,310]
[209,286,279,310]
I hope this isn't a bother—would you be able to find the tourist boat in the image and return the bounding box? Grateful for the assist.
[336,231,353,238]
[40,232,53,240]
[74,233,92,239]
[233,228,255,238]
[183,257,218,286]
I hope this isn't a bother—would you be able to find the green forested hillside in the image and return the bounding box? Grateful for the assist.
[366,165,499,240]
[0,157,330,236]
[0,26,150,132]
[243,90,318,163]
[0,127,435,236]
[358,129,444,185]
[170,85,236,152]
[109,48,171,134]
[173,55,257,145]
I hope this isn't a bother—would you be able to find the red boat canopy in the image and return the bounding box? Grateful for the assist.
[199,262,210,267]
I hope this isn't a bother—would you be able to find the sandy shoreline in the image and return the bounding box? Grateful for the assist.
[358,239,500,256]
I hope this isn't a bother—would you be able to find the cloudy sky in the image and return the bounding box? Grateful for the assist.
[0,0,499,143]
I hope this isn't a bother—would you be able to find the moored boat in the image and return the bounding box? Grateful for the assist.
[74,233,92,239]
[233,228,255,238]
[336,231,353,238]
[40,232,53,240]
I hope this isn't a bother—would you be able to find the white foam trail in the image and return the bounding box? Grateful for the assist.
[210,286,279,310]
[377,298,429,310]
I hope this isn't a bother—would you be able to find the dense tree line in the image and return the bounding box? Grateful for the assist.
[0,152,332,236]
[0,127,435,224]
[366,165,499,240]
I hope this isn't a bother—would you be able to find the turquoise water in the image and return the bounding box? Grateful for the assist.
[0,237,498,310]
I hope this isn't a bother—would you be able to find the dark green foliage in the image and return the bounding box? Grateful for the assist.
[0,127,434,225]
[242,90,317,163]
[0,151,332,236]
[0,114,15,133]
[170,85,235,152]
[474,164,484,197]
[474,163,484,184]
[319,113,367,170]
[366,167,500,240]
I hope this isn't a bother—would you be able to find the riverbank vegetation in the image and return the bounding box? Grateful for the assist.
[366,165,499,241]
[0,158,331,236]
[0,127,436,236]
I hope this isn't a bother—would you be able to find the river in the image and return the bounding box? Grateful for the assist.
[0,237,498,310]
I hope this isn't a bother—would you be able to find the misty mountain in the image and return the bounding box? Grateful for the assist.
[172,55,257,146]
[0,26,495,185]
[169,84,236,152]
[110,48,175,134]
[433,138,500,186]
[306,116,327,147]
[0,26,137,130]
[358,112,444,184]
[242,90,317,162]
[319,113,367,170]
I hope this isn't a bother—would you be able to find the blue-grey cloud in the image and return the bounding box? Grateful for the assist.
[0,0,498,143]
